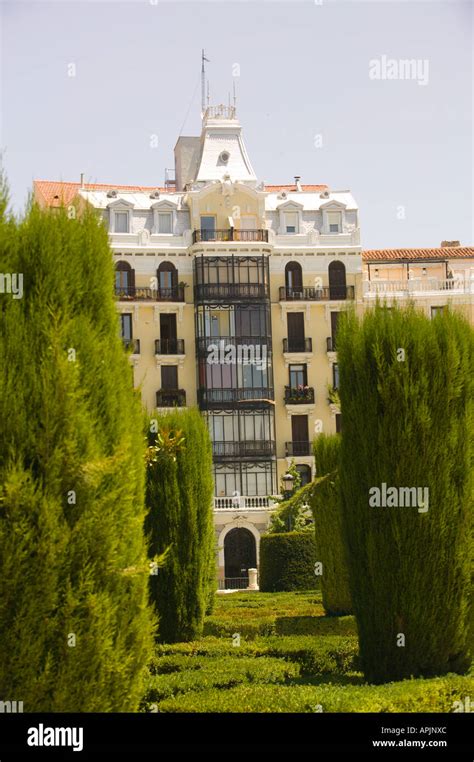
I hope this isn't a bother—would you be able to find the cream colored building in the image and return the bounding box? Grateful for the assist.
[34,105,473,588]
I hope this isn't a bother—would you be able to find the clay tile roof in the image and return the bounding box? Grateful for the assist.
[363,247,474,262]
[264,184,328,192]
[33,180,169,207]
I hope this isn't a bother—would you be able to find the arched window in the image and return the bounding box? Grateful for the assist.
[296,464,312,487]
[115,261,134,297]
[285,261,303,299]
[158,262,177,297]
[328,261,347,300]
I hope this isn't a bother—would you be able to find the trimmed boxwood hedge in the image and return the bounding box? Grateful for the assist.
[259,532,318,592]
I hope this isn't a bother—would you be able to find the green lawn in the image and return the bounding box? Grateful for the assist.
[142,591,474,713]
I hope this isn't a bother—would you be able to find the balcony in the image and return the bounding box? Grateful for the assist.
[194,283,268,301]
[196,336,270,358]
[192,229,269,244]
[285,441,312,457]
[284,386,315,405]
[156,389,186,408]
[198,388,274,407]
[283,338,312,353]
[212,441,276,459]
[115,286,185,302]
[122,338,140,354]
[214,495,275,510]
[155,338,185,355]
[279,285,355,301]
[363,278,473,297]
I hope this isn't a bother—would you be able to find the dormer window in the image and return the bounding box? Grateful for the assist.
[328,212,342,233]
[284,212,298,234]
[115,211,129,233]
[158,212,172,234]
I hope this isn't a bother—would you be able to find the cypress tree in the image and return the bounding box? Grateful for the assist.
[145,407,215,642]
[311,434,352,615]
[0,195,155,710]
[338,303,473,683]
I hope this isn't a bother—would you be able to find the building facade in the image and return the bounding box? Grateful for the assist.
[34,105,473,588]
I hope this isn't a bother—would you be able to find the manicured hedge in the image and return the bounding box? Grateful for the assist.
[156,673,474,713]
[311,434,352,615]
[259,532,318,592]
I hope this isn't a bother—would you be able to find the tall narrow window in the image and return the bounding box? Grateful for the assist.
[161,365,178,390]
[327,211,341,233]
[119,314,133,341]
[284,212,298,234]
[115,211,129,233]
[158,213,172,234]
[289,364,307,388]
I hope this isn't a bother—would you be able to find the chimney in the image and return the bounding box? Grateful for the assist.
[80,173,85,189]
[440,240,460,248]
[294,175,302,191]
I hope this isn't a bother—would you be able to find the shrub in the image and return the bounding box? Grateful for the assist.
[275,615,356,637]
[338,305,473,683]
[259,532,318,592]
[311,434,352,615]
[145,408,216,643]
[0,198,155,710]
[156,673,474,713]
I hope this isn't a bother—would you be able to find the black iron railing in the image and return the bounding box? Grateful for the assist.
[194,284,268,301]
[156,389,186,407]
[122,338,140,354]
[284,386,315,404]
[283,338,312,353]
[155,339,185,355]
[192,229,268,244]
[196,336,271,358]
[198,388,274,406]
[285,441,312,457]
[279,286,355,301]
[115,286,185,302]
[212,441,276,458]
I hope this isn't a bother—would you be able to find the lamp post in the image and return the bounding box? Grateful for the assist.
[282,471,295,532]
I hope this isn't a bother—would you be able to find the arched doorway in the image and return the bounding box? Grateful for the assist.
[285,261,303,299]
[224,528,257,588]
[328,261,347,300]
[115,261,134,297]
[296,463,312,487]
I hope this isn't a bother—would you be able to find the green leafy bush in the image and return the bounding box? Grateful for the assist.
[338,305,473,683]
[156,674,474,713]
[275,615,356,637]
[145,408,216,643]
[311,434,352,615]
[259,532,318,592]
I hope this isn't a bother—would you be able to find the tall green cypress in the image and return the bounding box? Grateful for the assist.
[311,434,352,616]
[338,304,473,683]
[145,407,216,642]
[0,195,155,710]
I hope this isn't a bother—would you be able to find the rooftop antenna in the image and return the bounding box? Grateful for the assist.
[201,49,209,118]
[207,80,210,107]
[233,81,237,112]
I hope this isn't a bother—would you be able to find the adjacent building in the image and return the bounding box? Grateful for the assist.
[34,104,473,588]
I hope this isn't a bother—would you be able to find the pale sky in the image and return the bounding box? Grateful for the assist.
[1,0,472,249]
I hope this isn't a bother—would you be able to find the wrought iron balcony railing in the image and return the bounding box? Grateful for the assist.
[279,285,355,301]
[192,229,269,244]
[284,386,315,405]
[156,389,186,408]
[198,388,274,406]
[155,339,185,355]
[122,338,140,354]
[283,338,312,353]
[115,286,185,302]
[196,336,271,357]
[285,441,313,457]
[212,441,276,459]
[194,283,268,301]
